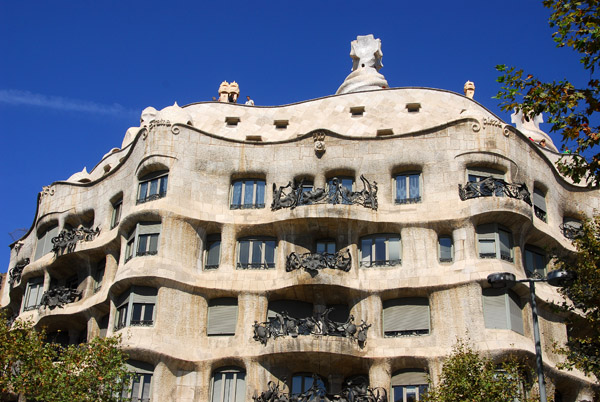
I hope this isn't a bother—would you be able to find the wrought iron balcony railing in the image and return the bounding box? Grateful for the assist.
[52,226,100,256]
[458,177,531,205]
[271,175,378,211]
[286,250,351,276]
[40,286,82,310]
[395,196,421,205]
[385,329,429,337]
[560,222,583,239]
[360,259,401,268]
[534,206,547,222]
[8,258,29,287]
[252,308,371,346]
[230,202,265,210]
[237,262,276,270]
[136,191,166,205]
[130,320,154,327]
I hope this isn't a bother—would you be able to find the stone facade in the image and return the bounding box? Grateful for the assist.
[2,68,598,401]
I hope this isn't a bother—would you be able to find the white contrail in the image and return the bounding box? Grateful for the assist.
[0,89,137,116]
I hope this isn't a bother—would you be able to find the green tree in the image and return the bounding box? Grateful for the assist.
[0,310,131,401]
[495,0,600,186]
[552,216,600,382]
[423,340,536,402]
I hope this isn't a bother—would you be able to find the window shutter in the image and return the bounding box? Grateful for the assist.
[383,298,429,333]
[35,225,58,260]
[483,288,508,329]
[467,167,504,180]
[131,286,158,304]
[388,237,401,261]
[533,188,547,212]
[137,222,161,235]
[391,370,428,386]
[508,291,524,335]
[208,298,238,335]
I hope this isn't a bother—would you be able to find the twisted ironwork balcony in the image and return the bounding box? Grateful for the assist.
[395,196,421,205]
[271,175,378,211]
[253,375,388,402]
[52,225,100,256]
[137,250,158,258]
[136,191,166,205]
[534,206,547,222]
[479,252,514,263]
[560,222,583,239]
[286,250,351,276]
[385,329,429,337]
[237,262,275,270]
[230,202,265,210]
[40,286,82,310]
[8,258,29,286]
[252,308,371,346]
[130,320,154,327]
[458,177,531,205]
[360,259,401,268]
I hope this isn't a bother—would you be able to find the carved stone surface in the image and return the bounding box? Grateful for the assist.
[463,80,475,99]
[8,258,29,286]
[253,376,388,402]
[252,308,370,346]
[52,225,101,256]
[40,286,82,310]
[286,250,351,277]
[458,177,531,205]
[313,131,326,155]
[39,185,54,201]
[271,175,378,211]
[336,35,389,95]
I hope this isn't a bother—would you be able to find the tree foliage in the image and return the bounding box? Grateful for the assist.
[423,340,536,402]
[553,216,600,382]
[495,0,600,186]
[0,310,130,401]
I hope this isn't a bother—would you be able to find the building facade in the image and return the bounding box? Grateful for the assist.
[2,36,598,401]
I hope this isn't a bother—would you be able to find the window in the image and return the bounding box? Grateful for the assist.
[230,179,265,209]
[267,300,313,321]
[137,170,168,204]
[111,198,123,229]
[476,224,513,262]
[524,245,546,278]
[205,234,221,270]
[291,373,327,399]
[94,260,105,293]
[327,176,354,205]
[482,288,524,335]
[395,172,421,204]
[383,298,430,337]
[533,187,547,222]
[467,167,505,197]
[438,235,453,263]
[122,360,153,402]
[391,370,429,402]
[114,286,157,330]
[316,239,336,254]
[210,367,246,402]
[360,234,401,267]
[23,277,44,311]
[237,237,276,269]
[207,298,238,336]
[125,222,161,263]
[34,224,59,260]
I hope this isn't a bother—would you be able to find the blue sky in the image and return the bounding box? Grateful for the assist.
[0,1,587,271]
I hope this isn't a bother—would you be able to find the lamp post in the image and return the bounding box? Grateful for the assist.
[487,270,575,402]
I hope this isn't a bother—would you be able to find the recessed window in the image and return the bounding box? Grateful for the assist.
[274,119,289,129]
[482,288,523,335]
[245,135,262,141]
[524,245,546,278]
[316,239,336,254]
[268,300,313,321]
[114,286,157,330]
[225,116,241,126]
[23,277,44,312]
[205,234,221,270]
[34,224,59,261]
[467,167,505,197]
[93,260,105,293]
[533,187,547,222]
[376,128,394,136]
[137,170,168,204]
[327,176,354,205]
[392,370,429,401]
[406,103,421,112]
[230,179,266,209]
[350,106,365,116]
[360,234,401,267]
[122,360,154,402]
[291,373,327,398]
[439,235,453,263]
[383,297,430,337]
[125,222,161,263]
[207,298,238,336]
[395,172,421,204]
[210,367,245,402]
[476,224,513,262]
[237,237,276,269]
[110,198,122,229]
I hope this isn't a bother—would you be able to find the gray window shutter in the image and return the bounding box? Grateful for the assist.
[35,224,58,260]
[131,286,158,304]
[383,298,430,333]
[533,188,547,212]
[137,222,161,235]
[391,370,428,386]
[508,291,524,335]
[268,300,313,320]
[468,167,504,180]
[208,298,238,335]
[483,288,508,329]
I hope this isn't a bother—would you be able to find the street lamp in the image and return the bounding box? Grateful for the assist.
[487,270,575,402]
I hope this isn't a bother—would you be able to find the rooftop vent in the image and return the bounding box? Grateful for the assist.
[376,128,394,136]
[350,106,365,117]
[246,135,263,142]
[225,116,241,126]
[406,103,421,113]
[274,120,289,129]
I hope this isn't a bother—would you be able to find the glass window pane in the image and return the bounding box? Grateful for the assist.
[499,230,512,255]
[159,176,168,195]
[141,375,152,399]
[255,181,265,205]
[235,372,246,402]
[243,181,255,207]
[131,378,141,401]
[149,234,159,253]
[223,372,234,402]
[132,304,143,321]
[207,241,221,267]
[341,178,353,191]
[264,240,275,266]
[393,386,404,402]
[316,242,325,254]
[232,181,242,206]
[143,304,154,321]
[252,240,263,265]
[479,239,496,255]
[149,178,159,196]
[409,174,420,198]
[396,176,407,201]
[137,235,148,254]
[304,376,314,392]
[440,237,452,260]
[326,242,335,254]
[239,241,250,265]
[361,238,372,265]
[375,237,386,262]
[292,376,303,395]
[212,373,223,402]
[138,182,148,201]
[534,252,545,271]
[388,237,401,262]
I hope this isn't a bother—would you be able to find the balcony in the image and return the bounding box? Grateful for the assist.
[40,286,82,310]
[458,177,531,205]
[52,225,100,256]
[286,250,351,276]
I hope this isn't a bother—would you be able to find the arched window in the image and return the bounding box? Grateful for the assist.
[137,170,168,204]
[360,234,401,267]
[230,179,266,209]
[391,369,428,401]
[114,286,157,331]
[394,172,421,204]
[237,237,276,269]
[383,298,430,337]
[210,367,246,402]
[205,234,221,270]
[438,235,453,263]
[122,360,154,402]
[125,222,161,263]
[34,223,59,260]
